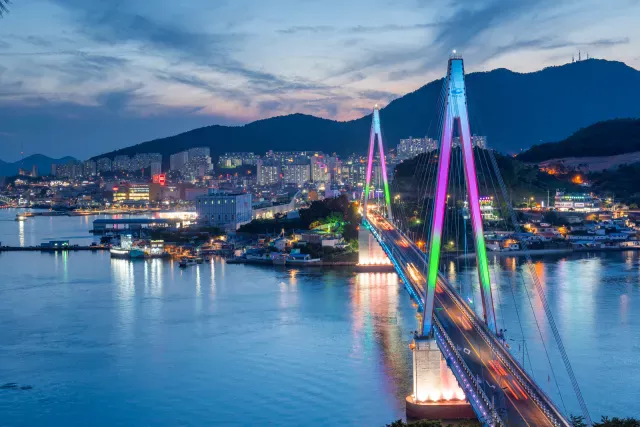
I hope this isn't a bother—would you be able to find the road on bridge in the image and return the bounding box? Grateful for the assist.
[368,212,559,427]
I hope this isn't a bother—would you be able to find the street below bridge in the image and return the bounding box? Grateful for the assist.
[367,212,565,427]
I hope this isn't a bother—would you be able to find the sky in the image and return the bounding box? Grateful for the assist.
[0,0,639,161]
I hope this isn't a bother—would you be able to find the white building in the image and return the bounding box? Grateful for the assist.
[257,159,281,186]
[282,163,310,186]
[311,157,329,183]
[397,137,438,160]
[195,190,252,231]
[170,151,189,171]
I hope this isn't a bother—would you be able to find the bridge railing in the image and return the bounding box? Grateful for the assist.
[364,217,569,427]
[435,272,569,427]
[433,316,503,426]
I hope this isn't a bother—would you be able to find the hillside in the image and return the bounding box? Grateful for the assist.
[93,59,640,165]
[0,155,77,176]
[517,118,640,163]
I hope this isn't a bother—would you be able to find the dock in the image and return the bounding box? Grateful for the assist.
[0,246,109,252]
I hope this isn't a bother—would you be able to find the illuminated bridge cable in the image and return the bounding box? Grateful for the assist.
[471,111,570,420]
[478,143,568,414]
[487,148,593,426]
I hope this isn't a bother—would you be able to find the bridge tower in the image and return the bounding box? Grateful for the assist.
[407,54,495,421]
[363,105,393,220]
[421,53,497,337]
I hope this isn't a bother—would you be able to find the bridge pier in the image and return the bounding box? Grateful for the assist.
[406,335,475,421]
[356,226,394,272]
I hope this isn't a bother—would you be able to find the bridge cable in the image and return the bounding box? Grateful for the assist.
[469,107,575,421]
[487,147,593,426]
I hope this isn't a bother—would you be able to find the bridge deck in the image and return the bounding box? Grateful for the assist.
[365,213,569,427]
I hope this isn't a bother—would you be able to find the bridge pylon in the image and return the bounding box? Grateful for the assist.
[421,54,497,337]
[363,105,393,220]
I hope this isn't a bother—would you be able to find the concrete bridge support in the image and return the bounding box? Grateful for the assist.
[407,335,475,421]
[357,227,391,267]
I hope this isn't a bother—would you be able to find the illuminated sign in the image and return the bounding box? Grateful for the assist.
[153,174,166,185]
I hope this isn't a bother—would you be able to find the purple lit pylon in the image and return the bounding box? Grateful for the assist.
[421,54,497,336]
[363,105,393,220]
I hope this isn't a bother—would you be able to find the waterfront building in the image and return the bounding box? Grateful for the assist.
[195,190,252,231]
[112,183,150,203]
[555,190,601,212]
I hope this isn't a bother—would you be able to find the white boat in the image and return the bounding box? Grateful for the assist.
[109,234,145,259]
[286,253,321,264]
[15,214,27,221]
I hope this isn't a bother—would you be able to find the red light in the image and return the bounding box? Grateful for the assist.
[158,174,166,186]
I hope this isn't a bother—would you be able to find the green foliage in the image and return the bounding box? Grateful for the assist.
[518,119,640,163]
[588,162,640,204]
[239,194,361,242]
[570,415,640,427]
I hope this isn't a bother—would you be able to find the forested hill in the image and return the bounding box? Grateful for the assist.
[517,119,640,163]
[93,59,640,165]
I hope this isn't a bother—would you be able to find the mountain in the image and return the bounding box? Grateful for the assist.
[0,154,77,176]
[93,59,640,165]
[516,118,640,163]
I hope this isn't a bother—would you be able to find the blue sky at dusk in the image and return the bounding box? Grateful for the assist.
[0,0,638,161]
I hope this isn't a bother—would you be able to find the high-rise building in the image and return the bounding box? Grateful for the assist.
[218,152,258,168]
[97,158,112,173]
[257,159,281,186]
[195,190,253,231]
[83,160,97,177]
[397,137,438,160]
[150,161,162,176]
[113,155,130,171]
[282,163,311,186]
[451,135,486,149]
[311,157,329,184]
[170,151,189,171]
[188,147,210,158]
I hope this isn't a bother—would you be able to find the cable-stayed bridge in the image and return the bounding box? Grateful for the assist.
[360,54,591,426]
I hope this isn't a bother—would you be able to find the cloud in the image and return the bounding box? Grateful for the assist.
[277,25,335,34]
[278,23,437,35]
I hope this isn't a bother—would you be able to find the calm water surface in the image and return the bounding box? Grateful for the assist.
[0,209,638,425]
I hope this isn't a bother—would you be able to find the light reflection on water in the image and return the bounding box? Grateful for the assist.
[0,236,639,424]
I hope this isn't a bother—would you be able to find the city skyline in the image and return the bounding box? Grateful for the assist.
[1,0,639,160]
